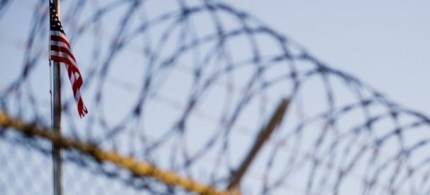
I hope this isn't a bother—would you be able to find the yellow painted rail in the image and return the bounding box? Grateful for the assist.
[0,112,238,195]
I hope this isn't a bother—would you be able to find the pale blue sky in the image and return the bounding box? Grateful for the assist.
[230,0,430,116]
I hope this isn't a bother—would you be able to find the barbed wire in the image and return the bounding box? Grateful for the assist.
[1,0,430,195]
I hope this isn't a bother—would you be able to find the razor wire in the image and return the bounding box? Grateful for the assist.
[1,0,430,195]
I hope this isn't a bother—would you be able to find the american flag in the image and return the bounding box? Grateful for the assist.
[50,2,88,118]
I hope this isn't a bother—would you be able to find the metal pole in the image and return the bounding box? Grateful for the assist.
[51,0,63,195]
[227,98,290,191]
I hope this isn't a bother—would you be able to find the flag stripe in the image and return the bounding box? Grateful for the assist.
[49,40,73,53]
[50,45,76,62]
[50,31,71,48]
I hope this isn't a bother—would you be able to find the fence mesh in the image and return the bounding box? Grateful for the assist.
[1,0,430,195]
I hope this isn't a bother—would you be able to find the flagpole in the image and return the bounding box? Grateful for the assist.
[51,0,63,195]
